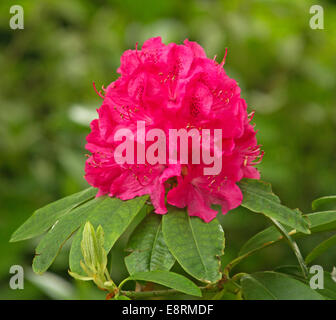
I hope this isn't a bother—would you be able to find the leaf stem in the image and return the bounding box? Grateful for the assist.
[268,217,308,279]
[118,277,130,290]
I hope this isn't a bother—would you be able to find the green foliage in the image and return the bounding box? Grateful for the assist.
[267,217,308,278]
[308,211,336,233]
[162,207,224,283]
[317,272,336,300]
[69,195,148,275]
[239,210,336,259]
[124,271,202,297]
[33,197,109,274]
[68,222,115,292]
[11,179,336,300]
[312,196,336,211]
[275,266,336,300]
[305,234,336,264]
[125,214,175,275]
[79,222,107,276]
[13,194,147,274]
[241,272,324,300]
[3,0,336,300]
[239,226,285,257]
[238,179,310,234]
[10,187,97,242]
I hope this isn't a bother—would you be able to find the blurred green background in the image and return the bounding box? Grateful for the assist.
[1,0,336,299]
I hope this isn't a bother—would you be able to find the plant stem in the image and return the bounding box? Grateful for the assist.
[268,217,308,279]
[118,278,130,290]
[120,285,230,300]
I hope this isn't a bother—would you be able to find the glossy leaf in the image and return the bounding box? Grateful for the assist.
[69,195,148,275]
[275,266,336,300]
[33,195,147,274]
[241,272,324,300]
[162,207,224,283]
[238,179,310,234]
[308,211,336,233]
[125,214,175,275]
[127,271,202,297]
[314,272,336,300]
[239,211,336,257]
[10,187,97,242]
[305,233,336,264]
[274,265,305,280]
[33,196,107,274]
[312,196,336,211]
[239,226,284,257]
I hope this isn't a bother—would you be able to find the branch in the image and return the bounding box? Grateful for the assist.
[120,284,237,300]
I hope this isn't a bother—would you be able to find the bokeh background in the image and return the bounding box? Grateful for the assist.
[1,0,336,299]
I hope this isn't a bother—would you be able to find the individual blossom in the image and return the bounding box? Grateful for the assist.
[85,37,263,222]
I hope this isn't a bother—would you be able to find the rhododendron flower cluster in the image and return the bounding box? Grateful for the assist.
[85,37,262,222]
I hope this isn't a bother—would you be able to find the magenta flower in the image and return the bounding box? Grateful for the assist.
[85,37,262,222]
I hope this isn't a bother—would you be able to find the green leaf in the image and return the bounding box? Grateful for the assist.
[239,211,336,258]
[239,226,283,257]
[238,179,310,234]
[126,271,202,297]
[275,266,336,300]
[305,233,336,264]
[10,187,97,242]
[308,211,336,233]
[162,207,224,283]
[241,272,324,300]
[315,271,336,300]
[69,195,148,275]
[274,265,305,280]
[32,196,108,274]
[312,196,336,211]
[125,214,175,275]
[268,217,308,278]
